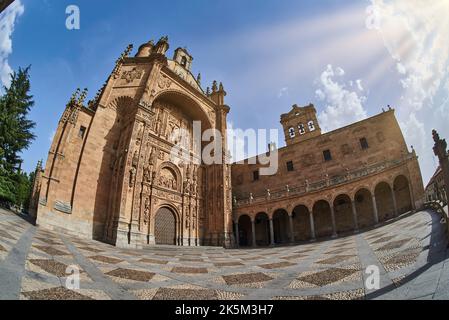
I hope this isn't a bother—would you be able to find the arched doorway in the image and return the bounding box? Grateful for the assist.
[313,200,333,238]
[238,215,252,247]
[255,212,270,246]
[154,207,177,245]
[273,209,289,244]
[333,194,354,233]
[394,175,413,214]
[375,182,395,221]
[292,205,311,241]
[354,188,375,228]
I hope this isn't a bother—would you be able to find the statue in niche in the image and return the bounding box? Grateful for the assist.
[183,179,191,195]
[143,197,150,224]
[143,167,152,184]
[191,181,197,197]
[129,166,136,187]
[155,116,162,135]
[132,150,139,168]
[129,150,139,187]
[143,147,157,184]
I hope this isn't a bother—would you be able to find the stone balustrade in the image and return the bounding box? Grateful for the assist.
[233,154,414,208]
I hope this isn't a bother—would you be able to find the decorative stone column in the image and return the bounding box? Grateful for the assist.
[309,212,316,240]
[351,200,359,231]
[371,194,379,224]
[234,221,239,248]
[269,219,275,246]
[391,187,398,217]
[330,206,337,237]
[251,219,256,247]
[289,214,294,243]
[433,130,449,226]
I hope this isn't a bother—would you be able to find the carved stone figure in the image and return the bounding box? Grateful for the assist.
[143,197,150,224]
[129,166,136,187]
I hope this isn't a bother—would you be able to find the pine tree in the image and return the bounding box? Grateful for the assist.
[0,67,36,207]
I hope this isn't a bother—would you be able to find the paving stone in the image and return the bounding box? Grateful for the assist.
[106,268,155,282]
[89,255,123,264]
[78,246,103,253]
[371,235,396,244]
[153,288,218,300]
[22,287,93,300]
[297,268,358,286]
[259,261,296,269]
[377,239,411,251]
[171,266,208,274]
[0,230,16,241]
[33,246,70,256]
[29,259,71,277]
[222,272,273,285]
[316,255,356,265]
[213,261,244,267]
[139,258,168,265]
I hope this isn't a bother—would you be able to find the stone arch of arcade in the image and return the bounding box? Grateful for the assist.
[236,214,252,247]
[353,188,376,229]
[272,208,290,245]
[292,204,313,241]
[312,200,335,238]
[232,172,416,247]
[254,212,271,246]
[333,194,356,234]
[374,181,396,222]
[394,175,413,214]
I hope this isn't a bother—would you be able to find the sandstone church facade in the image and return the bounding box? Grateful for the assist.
[29,37,425,249]
[30,37,233,248]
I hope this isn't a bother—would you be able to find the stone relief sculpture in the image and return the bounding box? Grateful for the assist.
[143,197,150,224]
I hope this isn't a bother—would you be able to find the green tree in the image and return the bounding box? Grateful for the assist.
[0,67,36,208]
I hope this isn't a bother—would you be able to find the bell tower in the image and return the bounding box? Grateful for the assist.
[280,103,321,145]
[173,47,193,70]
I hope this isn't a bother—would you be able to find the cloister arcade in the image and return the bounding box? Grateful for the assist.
[234,175,414,247]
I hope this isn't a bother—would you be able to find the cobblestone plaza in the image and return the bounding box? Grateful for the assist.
[1,207,448,300]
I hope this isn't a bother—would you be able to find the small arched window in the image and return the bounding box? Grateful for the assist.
[308,120,316,131]
[298,124,306,135]
[180,56,187,67]
[288,127,296,138]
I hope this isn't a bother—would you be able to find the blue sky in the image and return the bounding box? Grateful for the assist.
[1,0,448,184]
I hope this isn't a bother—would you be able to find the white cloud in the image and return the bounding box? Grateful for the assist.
[316,64,368,132]
[278,87,289,98]
[226,121,247,163]
[369,0,449,183]
[49,129,55,143]
[399,113,425,155]
[0,0,24,87]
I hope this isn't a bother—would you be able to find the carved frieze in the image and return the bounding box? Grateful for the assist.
[121,67,144,83]
[158,75,172,89]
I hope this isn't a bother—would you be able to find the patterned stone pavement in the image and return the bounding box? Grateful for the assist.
[0,207,448,300]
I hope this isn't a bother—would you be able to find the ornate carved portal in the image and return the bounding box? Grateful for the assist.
[110,95,206,247]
